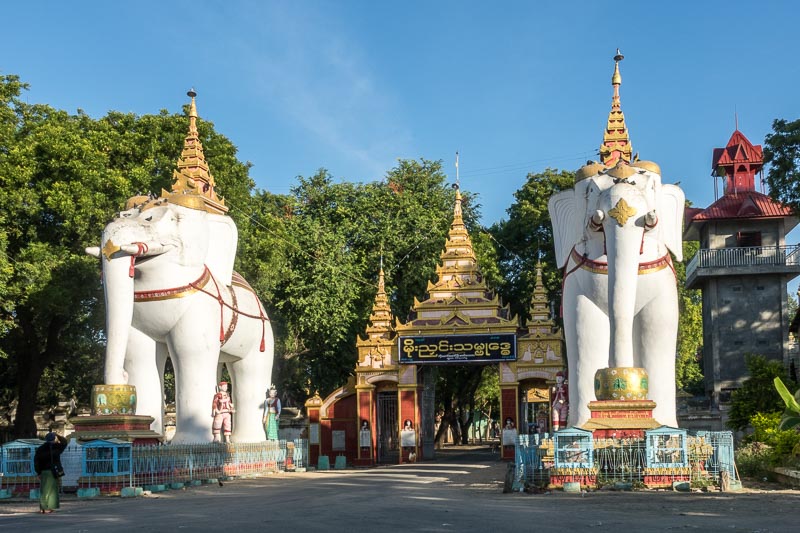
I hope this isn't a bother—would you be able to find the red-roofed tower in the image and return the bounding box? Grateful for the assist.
[712,130,764,195]
[684,128,800,420]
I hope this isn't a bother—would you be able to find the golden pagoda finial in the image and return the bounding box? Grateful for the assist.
[611,49,623,89]
[160,89,228,214]
[598,49,633,168]
[187,87,198,135]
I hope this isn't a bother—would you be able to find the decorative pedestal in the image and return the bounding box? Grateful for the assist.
[581,400,660,438]
[71,384,162,444]
[70,414,162,444]
[582,368,660,438]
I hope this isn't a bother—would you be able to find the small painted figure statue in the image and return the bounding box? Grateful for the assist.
[551,371,568,431]
[211,381,235,443]
[536,405,549,436]
[263,386,281,440]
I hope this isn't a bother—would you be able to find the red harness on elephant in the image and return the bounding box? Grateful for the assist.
[132,265,270,352]
[560,246,676,317]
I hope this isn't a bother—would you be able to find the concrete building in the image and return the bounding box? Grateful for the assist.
[684,129,800,413]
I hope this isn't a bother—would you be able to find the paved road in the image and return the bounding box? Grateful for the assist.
[1,446,798,532]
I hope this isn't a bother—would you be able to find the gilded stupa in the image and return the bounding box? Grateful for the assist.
[356,264,397,371]
[598,49,632,168]
[395,188,517,333]
[160,89,228,215]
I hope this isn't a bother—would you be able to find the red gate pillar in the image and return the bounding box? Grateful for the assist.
[398,385,419,463]
[304,392,323,468]
[500,385,519,460]
[355,384,375,466]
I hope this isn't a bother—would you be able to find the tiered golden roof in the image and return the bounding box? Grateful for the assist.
[527,262,550,325]
[161,90,228,214]
[356,267,397,370]
[598,50,633,168]
[514,262,563,370]
[395,188,517,334]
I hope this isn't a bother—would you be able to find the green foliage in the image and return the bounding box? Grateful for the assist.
[674,240,704,394]
[773,377,800,430]
[734,441,774,478]
[748,411,800,457]
[727,354,793,431]
[489,168,575,321]
[764,118,800,214]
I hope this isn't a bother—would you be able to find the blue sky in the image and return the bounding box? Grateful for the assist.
[2,1,799,228]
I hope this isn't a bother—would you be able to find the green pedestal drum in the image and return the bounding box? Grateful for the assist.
[91,384,137,415]
[594,367,648,400]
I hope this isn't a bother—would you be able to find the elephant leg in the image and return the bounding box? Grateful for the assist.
[227,350,273,443]
[564,284,610,428]
[168,332,220,444]
[635,287,679,427]
[123,328,165,434]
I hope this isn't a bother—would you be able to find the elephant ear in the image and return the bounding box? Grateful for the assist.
[206,214,238,286]
[548,189,579,268]
[657,184,685,261]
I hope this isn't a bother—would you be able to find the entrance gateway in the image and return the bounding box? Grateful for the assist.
[306,189,566,465]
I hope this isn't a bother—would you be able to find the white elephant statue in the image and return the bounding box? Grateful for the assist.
[87,193,275,443]
[548,161,684,428]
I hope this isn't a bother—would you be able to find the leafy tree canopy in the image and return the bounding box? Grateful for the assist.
[764,118,800,213]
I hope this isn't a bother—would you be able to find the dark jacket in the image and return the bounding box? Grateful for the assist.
[34,435,68,475]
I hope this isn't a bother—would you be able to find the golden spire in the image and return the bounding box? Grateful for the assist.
[361,265,394,340]
[599,49,633,167]
[161,89,228,214]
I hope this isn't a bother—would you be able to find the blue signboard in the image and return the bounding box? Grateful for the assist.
[399,334,516,364]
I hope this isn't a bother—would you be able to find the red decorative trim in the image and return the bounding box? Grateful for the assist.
[134,267,211,302]
[567,248,674,277]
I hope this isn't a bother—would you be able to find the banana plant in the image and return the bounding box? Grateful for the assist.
[773,377,800,430]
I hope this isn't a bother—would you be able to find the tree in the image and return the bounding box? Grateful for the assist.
[489,168,575,320]
[764,118,800,213]
[727,354,794,431]
[674,240,704,394]
[270,160,486,403]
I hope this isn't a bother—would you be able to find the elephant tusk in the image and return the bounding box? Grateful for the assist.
[119,243,176,256]
[590,210,605,230]
[85,246,101,258]
[645,210,658,229]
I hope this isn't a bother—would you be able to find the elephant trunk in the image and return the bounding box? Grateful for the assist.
[606,215,644,369]
[101,240,135,385]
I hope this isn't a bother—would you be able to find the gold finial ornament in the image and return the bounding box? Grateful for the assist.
[157,89,229,215]
[598,49,633,168]
[608,198,637,226]
[611,48,623,85]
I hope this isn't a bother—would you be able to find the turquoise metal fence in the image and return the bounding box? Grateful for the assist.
[514,431,739,489]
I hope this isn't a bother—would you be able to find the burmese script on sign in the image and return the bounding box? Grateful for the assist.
[399,334,516,364]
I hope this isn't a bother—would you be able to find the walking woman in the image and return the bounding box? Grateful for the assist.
[34,432,68,513]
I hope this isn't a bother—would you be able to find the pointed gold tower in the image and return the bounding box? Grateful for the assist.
[356,265,397,370]
[396,188,517,335]
[161,89,228,214]
[516,261,564,367]
[598,50,633,168]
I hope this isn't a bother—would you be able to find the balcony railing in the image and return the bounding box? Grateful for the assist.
[686,244,800,281]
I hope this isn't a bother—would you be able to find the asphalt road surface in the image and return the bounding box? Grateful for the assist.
[2,446,798,532]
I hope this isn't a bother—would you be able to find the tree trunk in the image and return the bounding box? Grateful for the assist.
[12,315,63,439]
[13,357,44,438]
